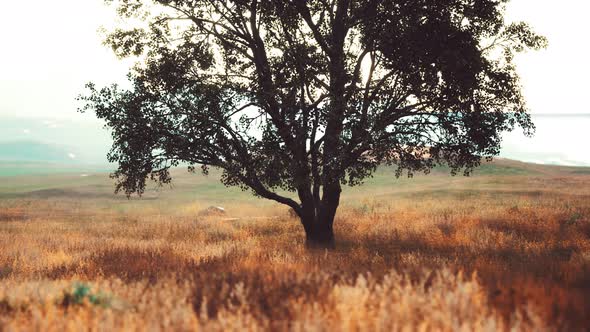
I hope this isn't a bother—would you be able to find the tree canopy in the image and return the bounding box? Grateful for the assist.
[80,0,546,247]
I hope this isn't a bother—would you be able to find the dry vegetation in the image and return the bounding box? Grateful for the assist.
[1,168,590,331]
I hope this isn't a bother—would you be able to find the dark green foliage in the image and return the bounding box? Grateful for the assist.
[62,283,111,308]
[79,0,545,245]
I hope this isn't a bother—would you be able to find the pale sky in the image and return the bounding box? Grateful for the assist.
[0,0,589,165]
[0,0,130,120]
[0,0,589,119]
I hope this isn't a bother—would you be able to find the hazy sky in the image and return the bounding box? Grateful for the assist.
[1,0,589,119]
[0,1,589,165]
[0,1,130,121]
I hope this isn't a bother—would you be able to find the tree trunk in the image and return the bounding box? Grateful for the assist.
[299,186,340,250]
[303,215,335,249]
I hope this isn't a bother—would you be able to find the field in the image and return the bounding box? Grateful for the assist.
[0,159,589,331]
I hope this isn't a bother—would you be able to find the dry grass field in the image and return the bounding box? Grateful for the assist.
[0,160,589,331]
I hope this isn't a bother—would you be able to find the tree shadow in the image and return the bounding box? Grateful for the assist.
[334,226,590,329]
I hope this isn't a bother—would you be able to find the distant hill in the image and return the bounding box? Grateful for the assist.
[0,140,114,177]
[1,155,588,180]
[1,115,589,166]
[476,158,590,176]
[0,160,113,177]
[0,141,82,164]
[0,116,112,164]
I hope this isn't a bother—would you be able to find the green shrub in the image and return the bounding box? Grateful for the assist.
[62,283,111,308]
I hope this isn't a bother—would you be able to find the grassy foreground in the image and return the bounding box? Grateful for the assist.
[0,160,589,331]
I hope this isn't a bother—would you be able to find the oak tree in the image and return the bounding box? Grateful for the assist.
[80,0,546,247]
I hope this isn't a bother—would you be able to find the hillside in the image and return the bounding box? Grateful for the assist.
[3,156,585,178]
[1,158,588,212]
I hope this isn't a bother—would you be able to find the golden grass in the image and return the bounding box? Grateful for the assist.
[1,175,589,331]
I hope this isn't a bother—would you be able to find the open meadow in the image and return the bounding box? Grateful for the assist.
[0,159,589,331]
